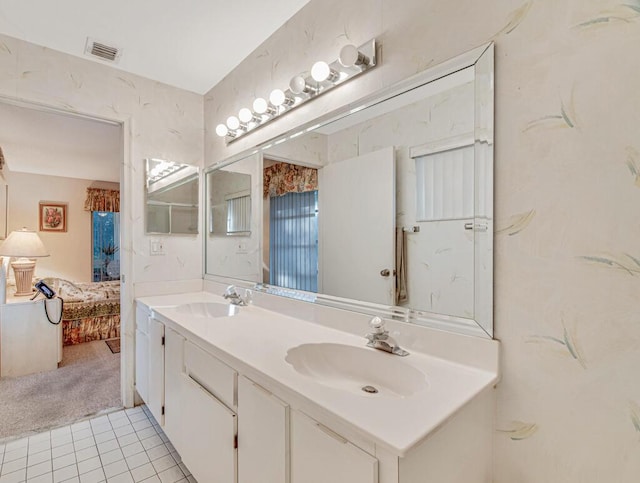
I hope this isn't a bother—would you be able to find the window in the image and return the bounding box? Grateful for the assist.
[414,141,474,222]
[269,191,318,292]
[226,193,251,234]
[92,211,120,281]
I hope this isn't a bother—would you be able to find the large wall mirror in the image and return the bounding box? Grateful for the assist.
[205,43,493,337]
[145,158,199,235]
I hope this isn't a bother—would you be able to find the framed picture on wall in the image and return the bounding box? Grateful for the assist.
[39,202,67,232]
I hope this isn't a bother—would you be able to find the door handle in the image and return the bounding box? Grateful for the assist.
[380,269,391,277]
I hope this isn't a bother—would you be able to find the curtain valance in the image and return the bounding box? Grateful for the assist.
[263,163,318,198]
[84,188,120,212]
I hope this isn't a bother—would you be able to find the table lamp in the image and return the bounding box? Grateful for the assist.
[0,228,50,296]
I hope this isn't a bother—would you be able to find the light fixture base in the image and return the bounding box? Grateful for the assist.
[11,258,36,296]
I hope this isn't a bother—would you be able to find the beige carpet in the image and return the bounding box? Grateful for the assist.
[0,340,121,440]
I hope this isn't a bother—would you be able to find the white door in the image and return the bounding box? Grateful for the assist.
[181,373,238,483]
[291,411,378,483]
[319,147,395,304]
[134,305,149,403]
[163,327,185,452]
[238,376,290,483]
[148,319,165,425]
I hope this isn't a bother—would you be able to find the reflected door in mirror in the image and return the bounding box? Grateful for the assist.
[319,147,395,305]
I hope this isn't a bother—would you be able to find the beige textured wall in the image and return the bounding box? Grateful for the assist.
[5,170,93,282]
[0,33,204,284]
[204,0,640,481]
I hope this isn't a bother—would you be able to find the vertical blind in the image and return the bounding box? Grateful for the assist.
[415,144,474,221]
[269,191,318,292]
[226,195,251,234]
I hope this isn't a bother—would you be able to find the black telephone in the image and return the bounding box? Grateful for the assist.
[35,280,56,299]
[32,281,62,325]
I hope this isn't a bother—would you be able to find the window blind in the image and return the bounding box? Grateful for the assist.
[269,191,318,292]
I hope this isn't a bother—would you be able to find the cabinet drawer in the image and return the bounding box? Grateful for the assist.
[184,340,236,408]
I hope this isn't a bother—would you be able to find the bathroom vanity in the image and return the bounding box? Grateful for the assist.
[135,291,498,483]
[135,42,498,483]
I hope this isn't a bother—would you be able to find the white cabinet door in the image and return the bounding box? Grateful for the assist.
[148,318,165,425]
[181,373,237,483]
[291,411,378,483]
[238,376,289,483]
[134,306,149,403]
[163,326,184,452]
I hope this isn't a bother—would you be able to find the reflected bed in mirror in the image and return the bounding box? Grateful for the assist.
[145,158,199,235]
[205,43,494,338]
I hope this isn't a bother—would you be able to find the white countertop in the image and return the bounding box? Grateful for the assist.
[137,291,498,456]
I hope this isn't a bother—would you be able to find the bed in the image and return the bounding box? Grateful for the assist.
[42,278,120,346]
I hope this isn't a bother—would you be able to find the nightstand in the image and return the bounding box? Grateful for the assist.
[0,294,63,377]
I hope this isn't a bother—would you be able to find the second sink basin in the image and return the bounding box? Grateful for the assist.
[285,343,428,398]
[174,302,240,318]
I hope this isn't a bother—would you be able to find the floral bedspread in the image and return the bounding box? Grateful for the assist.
[42,278,121,345]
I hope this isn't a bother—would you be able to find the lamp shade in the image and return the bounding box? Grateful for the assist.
[0,228,50,258]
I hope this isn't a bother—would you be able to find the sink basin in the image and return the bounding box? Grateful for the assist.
[285,343,428,398]
[174,302,240,318]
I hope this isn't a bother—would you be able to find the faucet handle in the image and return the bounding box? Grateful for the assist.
[368,316,386,335]
[243,288,253,305]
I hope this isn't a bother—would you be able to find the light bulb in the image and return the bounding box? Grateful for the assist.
[253,97,268,114]
[226,116,240,130]
[269,89,286,106]
[289,75,308,94]
[215,124,228,137]
[339,44,369,67]
[311,61,332,82]
[238,108,254,123]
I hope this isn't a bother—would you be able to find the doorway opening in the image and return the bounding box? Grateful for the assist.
[0,98,124,439]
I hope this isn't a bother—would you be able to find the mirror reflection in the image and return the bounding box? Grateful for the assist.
[208,170,251,236]
[206,153,261,279]
[263,160,318,291]
[145,158,199,235]
[205,44,493,336]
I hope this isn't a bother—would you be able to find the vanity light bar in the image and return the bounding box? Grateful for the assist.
[216,39,378,143]
[146,158,185,185]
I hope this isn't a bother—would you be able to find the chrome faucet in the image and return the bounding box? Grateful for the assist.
[223,285,252,306]
[365,316,409,356]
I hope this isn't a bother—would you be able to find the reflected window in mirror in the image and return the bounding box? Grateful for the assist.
[205,43,494,338]
[263,160,318,292]
[226,192,251,234]
[207,170,251,235]
[205,153,261,281]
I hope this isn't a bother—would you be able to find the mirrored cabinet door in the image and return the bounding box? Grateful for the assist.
[145,158,199,235]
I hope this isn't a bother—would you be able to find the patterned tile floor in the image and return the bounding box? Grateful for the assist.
[0,406,195,483]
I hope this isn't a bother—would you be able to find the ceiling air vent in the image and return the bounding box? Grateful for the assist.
[84,37,122,63]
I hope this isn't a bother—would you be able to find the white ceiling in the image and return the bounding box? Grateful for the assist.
[0,0,311,94]
[0,101,121,182]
